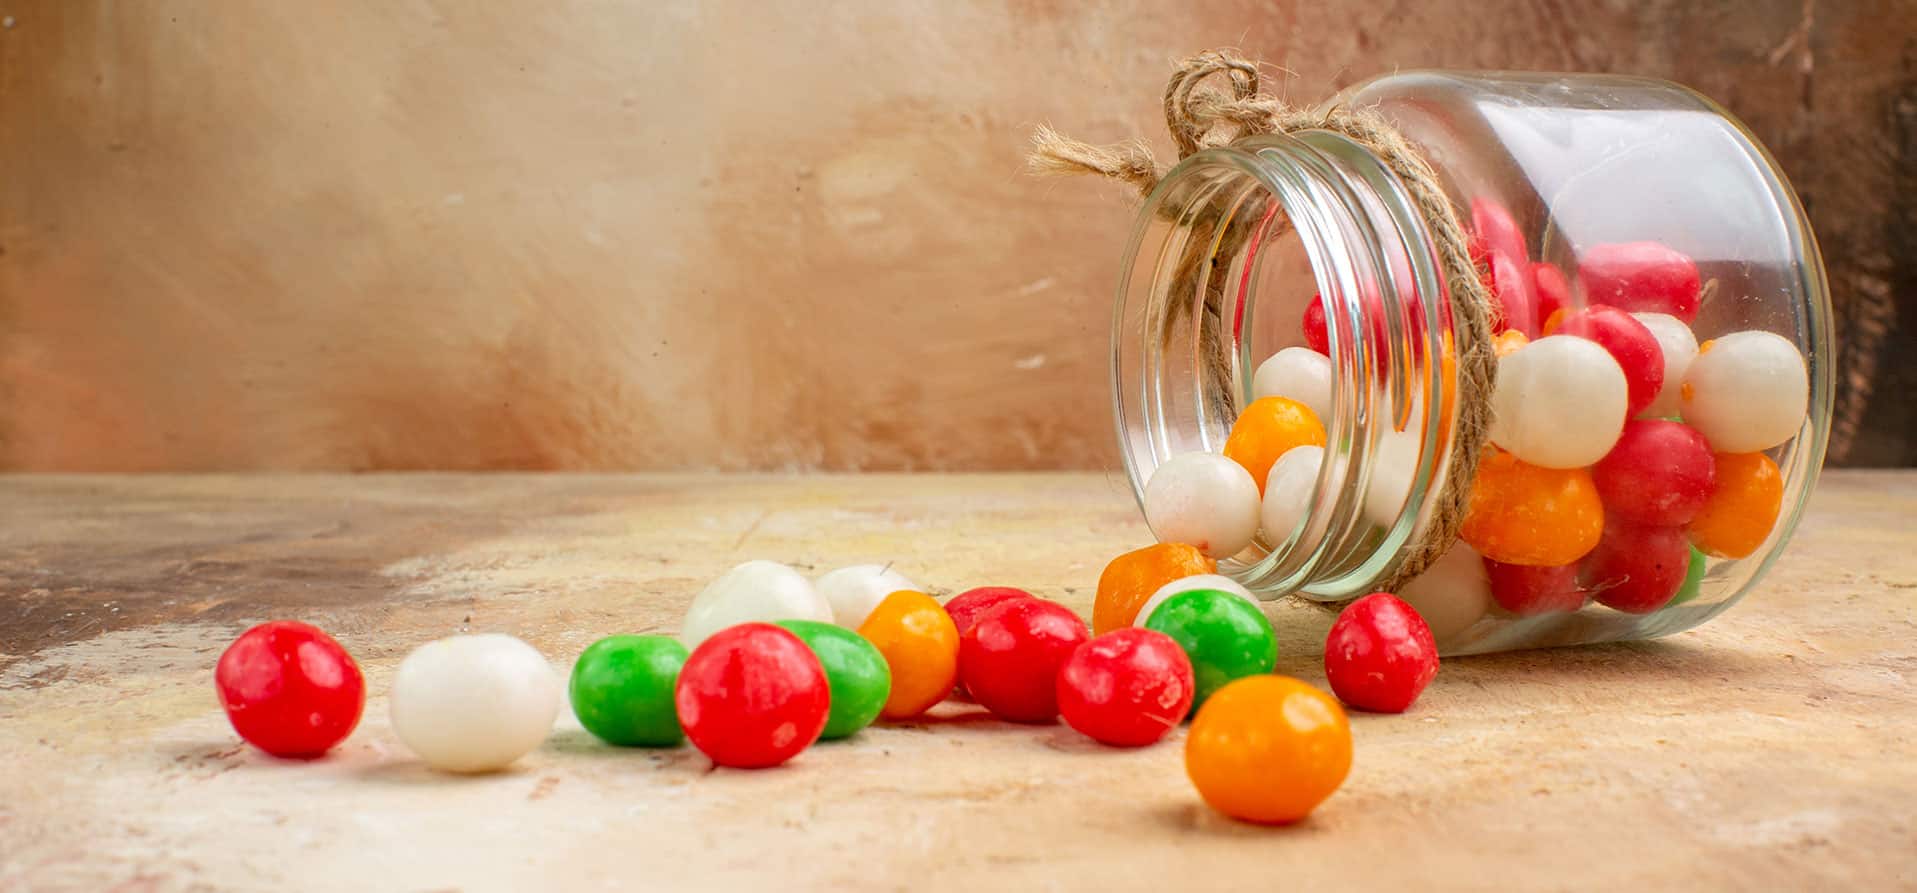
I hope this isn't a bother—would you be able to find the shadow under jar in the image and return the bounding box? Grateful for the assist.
[1113,71,1833,655]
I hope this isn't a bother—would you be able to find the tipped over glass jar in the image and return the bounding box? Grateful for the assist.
[1112,70,1832,654]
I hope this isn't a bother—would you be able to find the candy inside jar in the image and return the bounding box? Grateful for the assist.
[1113,69,1832,654]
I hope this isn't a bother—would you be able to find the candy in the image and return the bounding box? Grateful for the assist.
[775,620,891,740]
[215,621,365,758]
[1259,444,1322,546]
[1362,428,1424,529]
[1468,198,1536,335]
[1488,335,1628,469]
[1323,593,1440,714]
[1185,675,1351,824]
[1134,573,1258,628]
[943,586,1034,635]
[1460,449,1605,566]
[1553,305,1665,417]
[1092,543,1215,634]
[1301,294,1329,354]
[1578,241,1701,322]
[1631,312,1698,418]
[1486,252,1537,336]
[681,560,832,648]
[813,564,919,630]
[958,598,1089,723]
[1531,262,1570,327]
[1141,588,1277,714]
[1251,347,1333,422]
[1669,546,1710,606]
[1494,329,1530,358]
[857,590,960,720]
[1485,559,1584,616]
[1583,520,1691,614]
[1396,542,1493,641]
[674,623,829,768]
[1143,452,1261,559]
[1223,396,1328,495]
[1689,452,1784,559]
[1592,419,1716,526]
[1680,330,1809,453]
[568,634,688,747]
[1056,628,1195,747]
[390,633,561,773]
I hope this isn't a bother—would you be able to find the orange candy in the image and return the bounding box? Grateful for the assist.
[1224,397,1327,494]
[1093,543,1215,634]
[1185,675,1352,824]
[1459,449,1604,566]
[1493,329,1530,358]
[857,590,959,719]
[1689,452,1783,558]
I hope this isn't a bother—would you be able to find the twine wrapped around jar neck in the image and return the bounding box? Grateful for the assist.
[1032,50,1498,594]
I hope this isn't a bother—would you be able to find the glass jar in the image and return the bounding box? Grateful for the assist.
[1112,71,1832,654]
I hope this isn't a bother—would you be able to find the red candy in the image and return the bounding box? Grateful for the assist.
[1592,420,1717,526]
[959,598,1090,723]
[1322,593,1439,714]
[1582,520,1691,614]
[1301,294,1329,354]
[1485,560,1584,616]
[216,621,366,758]
[944,586,1034,635]
[1056,628,1195,747]
[1468,199,1536,335]
[1553,305,1665,416]
[1531,262,1570,328]
[674,623,830,769]
[1486,252,1537,336]
[1578,242,1702,323]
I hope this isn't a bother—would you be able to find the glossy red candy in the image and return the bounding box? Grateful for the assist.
[1553,305,1666,417]
[1582,520,1691,614]
[1485,252,1538,336]
[1485,559,1584,616]
[959,598,1090,723]
[215,621,365,758]
[1056,628,1194,747]
[674,623,829,769]
[1467,199,1535,335]
[1592,420,1718,526]
[1531,262,1571,328]
[1578,242,1702,323]
[1301,294,1329,354]
[1322,593,1439,714]
[944,586,1034,636]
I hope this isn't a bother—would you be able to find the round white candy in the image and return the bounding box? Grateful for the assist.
[813,563,920,629]
[1261,444,1323,546]
[1363,428,1428,528]
[1143,452,1261,559]
[1631,312,1698,419]
[1488,335,1628,468]
[1681,330,1808,453]
[1252,347,1333,423]
[681,560,831,647]
[1134,574,1260,627]
[1395,542,1491,643]
[390,633,561,773]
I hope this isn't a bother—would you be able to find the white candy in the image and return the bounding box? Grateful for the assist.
[1252,347,1333,423]
[1488,335,1628,468]
[813,564,920,629]
[1631,312,1698,418]
[1363,428,1425,528]
[1681,330,1808,453]
[1143,452,1262,559]
[390,634,561,773]
[681,560,831,647]
[1134,574,1260,627]
[1395,542,1492,643]
[1261,444,1323,546]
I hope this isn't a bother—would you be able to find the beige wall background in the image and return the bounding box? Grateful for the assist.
[3,1,1911,470]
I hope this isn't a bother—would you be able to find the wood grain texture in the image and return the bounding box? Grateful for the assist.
[0,1,1910,470]
[1,471,1914,889]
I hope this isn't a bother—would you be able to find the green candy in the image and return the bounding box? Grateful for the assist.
[1144,588,1277,715]
[569,634,688,747]
[1667,546,1710,607]
[775,620,891,740]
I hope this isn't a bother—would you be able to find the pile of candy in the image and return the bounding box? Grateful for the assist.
[216,554,1444,825]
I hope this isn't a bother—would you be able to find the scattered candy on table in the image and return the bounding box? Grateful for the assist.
[675,622,830,769]
[1185,675,1353,825]
[1093,543,1215,634]
[959,597,1089,723]
[813,563,920,630]
[215,620,365,758]
[944,586,1035,635]
[680,559,832,647]
[857,590,960,720]
[1141,587,1277,714]
[390,633,561,773]
[1133,573,1257,629]
[1323,593,1440,714]
[774,620,891,740]
[569,634,688,747]
[1143,451,1262,560]
[1056,627,1195,747]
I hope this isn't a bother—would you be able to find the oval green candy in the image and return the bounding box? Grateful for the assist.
[775,619,891,739]
[569,634,688,747]
[1143,588,1277,715]
[1667,545,1710,607]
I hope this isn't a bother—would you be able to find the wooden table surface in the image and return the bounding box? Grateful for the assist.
[2,472,1914,890]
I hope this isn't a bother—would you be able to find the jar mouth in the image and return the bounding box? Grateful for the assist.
[1111,131,1455,602]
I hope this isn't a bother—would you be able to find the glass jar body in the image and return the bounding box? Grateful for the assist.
[1113,71,1832,654]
